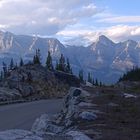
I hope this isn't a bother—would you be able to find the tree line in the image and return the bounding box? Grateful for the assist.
[0,48,103,87]
[33,49,72,74]
[0,49,73,81]
[119,66,140,82]
[79,70,103,86]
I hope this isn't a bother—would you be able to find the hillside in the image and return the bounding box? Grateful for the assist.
[0,64,80,102]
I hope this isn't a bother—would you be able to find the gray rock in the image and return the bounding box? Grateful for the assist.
[78,102,96,107]
[66,131,92,140]
[0,129,42,140]
[32,114,64,135]
[0,87,21,101]
[79,111,97,121]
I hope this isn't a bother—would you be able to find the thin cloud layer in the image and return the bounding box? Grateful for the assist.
[58,25,140,45]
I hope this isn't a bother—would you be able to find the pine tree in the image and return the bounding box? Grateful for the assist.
[66,58,71,73]
[2,62,7,78]
[99,81,102,87]
[55,61,59,71]
[92,77,95,85]
[79,70,84,82]
[33,56,36,64]
[70,68,73,74]
[46,51,53,70]
[27,72,32,83]
[33,49,41,64]
[88,72,92,83]
[95,79,99,86]
[0,71,3,81]
[10,58,14,70]
[58,54,65,72]
[15,63,18,69]
[20,58,24,66]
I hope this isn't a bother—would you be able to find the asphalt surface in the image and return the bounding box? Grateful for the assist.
[0,99,63,131]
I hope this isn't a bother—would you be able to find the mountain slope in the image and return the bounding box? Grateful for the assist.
[0,30,140,83]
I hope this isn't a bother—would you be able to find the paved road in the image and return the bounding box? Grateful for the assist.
[0,99,63,131]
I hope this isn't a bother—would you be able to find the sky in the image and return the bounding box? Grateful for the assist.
[0,0,140,45]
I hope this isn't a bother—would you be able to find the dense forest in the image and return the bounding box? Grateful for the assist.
[119,67,140,82]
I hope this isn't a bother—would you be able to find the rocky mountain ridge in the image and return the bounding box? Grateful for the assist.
[0,31,140,83]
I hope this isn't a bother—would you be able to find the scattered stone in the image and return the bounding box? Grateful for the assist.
[124,93,137,98]
[79,111,97,121]
[66,131,92,140]
[78,102,96,107]
[85,82,93,87]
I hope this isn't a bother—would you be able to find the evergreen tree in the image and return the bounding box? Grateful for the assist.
[20,58,24,66]
[79,70,84,82]
[10,58,14,70]
[66,58,72,73]
[27,72,32,83]
[0,71,3,81]
[99,81,102,87]
[58,54,65,72]
[15,63,18,69]
[119,66,140,82]
[95,79,99,86]
[46,51,53,70]
[33,49,41,64]
[33,56,36,64]
[55,61,59,71]
[92,77,95,85]
[70,68,73,74]
[88,72,92,83]
[2,62,7,78]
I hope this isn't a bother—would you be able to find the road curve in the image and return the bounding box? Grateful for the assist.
[0,99,63,131]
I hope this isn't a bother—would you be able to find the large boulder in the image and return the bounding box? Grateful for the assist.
[56,87,95,127]
[31,114,64,135]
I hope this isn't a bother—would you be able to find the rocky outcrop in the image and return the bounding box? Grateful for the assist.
[0,87,21,102]
[0,87,96,140]
[55,87,97,128]
[0,130,43,140]
[0,64,80,102]
[31,87,97,139]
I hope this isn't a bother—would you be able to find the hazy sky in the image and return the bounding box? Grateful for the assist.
[0,0,140,45]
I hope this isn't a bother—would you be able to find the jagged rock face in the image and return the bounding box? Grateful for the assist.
[0,64,80,101]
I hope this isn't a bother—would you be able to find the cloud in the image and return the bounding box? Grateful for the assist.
[97,16,140,23]
[0,0,101,35]
[57,25,140,45]
[105,25,140,42]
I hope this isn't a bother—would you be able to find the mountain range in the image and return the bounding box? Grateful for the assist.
[0,30,140,84]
